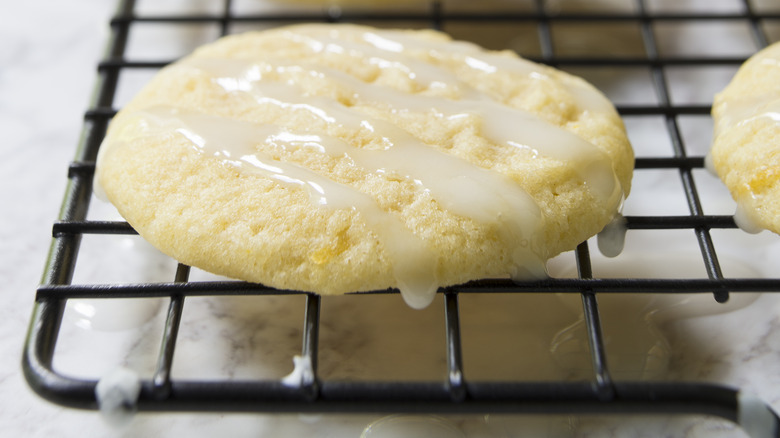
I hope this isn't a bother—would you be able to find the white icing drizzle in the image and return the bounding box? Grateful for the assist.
[184,59,558,282]
[363,28,617,114]
[189,60,545,226]
[284,29,463,87]
[274,28,620,203]
[187,52,620,231]
[715,95,780,137]
[105,26,627,307]
[713,90,780,235]
[122,107,442,309]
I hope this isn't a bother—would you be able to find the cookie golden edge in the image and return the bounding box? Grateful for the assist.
[95,24,634,303]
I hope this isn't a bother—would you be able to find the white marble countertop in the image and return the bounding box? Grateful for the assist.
[2,0,117,436]
[5,0,780,437]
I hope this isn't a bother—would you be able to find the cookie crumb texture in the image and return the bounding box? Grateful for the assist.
[96,24,633,308]
[711,41,780,235]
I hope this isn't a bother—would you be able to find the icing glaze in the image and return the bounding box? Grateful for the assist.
[100,26,626,307]
[114,107,442,309]
[713,94,780,234]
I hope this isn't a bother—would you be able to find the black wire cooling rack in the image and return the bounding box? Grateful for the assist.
[23,0,780,435]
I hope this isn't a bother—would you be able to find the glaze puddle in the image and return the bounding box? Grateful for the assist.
[548,250,760,380]
[66,298,163,331]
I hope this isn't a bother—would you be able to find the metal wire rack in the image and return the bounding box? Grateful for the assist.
[22,0,780,435]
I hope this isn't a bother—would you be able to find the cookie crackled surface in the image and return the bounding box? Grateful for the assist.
[95,23,633,308]
[710,41,780,234]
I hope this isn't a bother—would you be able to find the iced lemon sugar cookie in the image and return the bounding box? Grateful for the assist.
[710,41,780,234]
[95,24,633,309]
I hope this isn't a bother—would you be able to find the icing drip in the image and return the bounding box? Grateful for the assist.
[703,152,717,176]
[734,200,764,235]
[281,355,315,388]
[95,367,141,428]
[597,213,627,258]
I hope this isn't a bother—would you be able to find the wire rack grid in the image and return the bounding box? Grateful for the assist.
[22,0,780,435]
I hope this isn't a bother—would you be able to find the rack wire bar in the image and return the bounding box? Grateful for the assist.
[30,276,780,300]
[300,294,322,400]
[444,292,466,402]
[22,0,780,436]
[574,242,615,402]
[48,213,739,238]
[637,0,730,303]
[151,264,189,400]
[19,362,771,424]
[23,0,137,412]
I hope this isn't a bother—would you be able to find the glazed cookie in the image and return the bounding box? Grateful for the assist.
[710,41,780,234]
[95,24,633,308]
